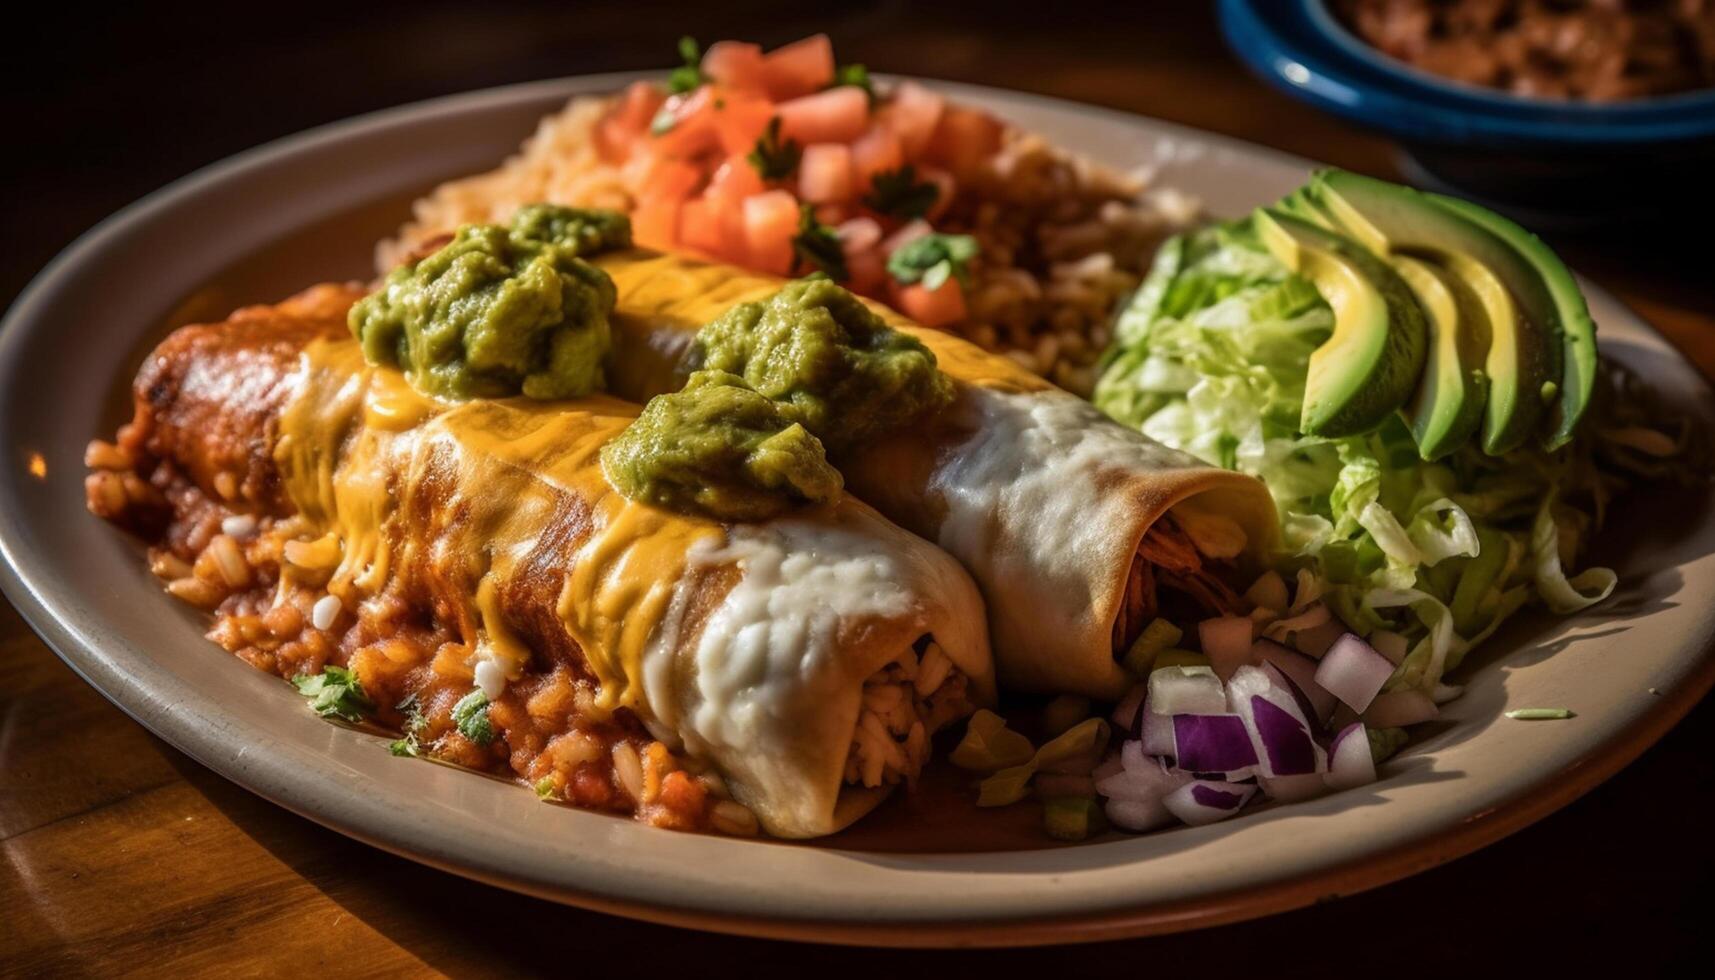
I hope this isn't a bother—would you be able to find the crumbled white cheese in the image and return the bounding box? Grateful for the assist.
[310,594,341,631]
[473,657,507,700]
[671,515,915,755]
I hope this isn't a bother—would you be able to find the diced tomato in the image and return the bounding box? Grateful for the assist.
[702,41,767,92]
[679,196,723,255]
[618,80,667,129]
[689,192,749,262]
[925,106,1004,177]
[813,202,848,227]
[743,189,800,276]
[799,143,853,203]
[633,197,682,251]
[776,86,868,145]
[596,117,636,164]
[713,95,777,157]
[707,155,765,203]
[761,34,835,100]
[651,87,719,158]
[882,81,945,157]
[893,278,968,328]
[849,124,903,193]
[635,157,702,204]
[596,81,666,162]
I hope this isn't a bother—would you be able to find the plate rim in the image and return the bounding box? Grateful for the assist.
[4,72,1714,948]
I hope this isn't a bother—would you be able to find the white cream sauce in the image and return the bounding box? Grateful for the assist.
[655,513,917,758]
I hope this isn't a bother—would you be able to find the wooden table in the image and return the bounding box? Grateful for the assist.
[4,3,1712,974]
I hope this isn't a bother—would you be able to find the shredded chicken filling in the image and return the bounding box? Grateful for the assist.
[844,639,970,790]
[1111,513,1244,654]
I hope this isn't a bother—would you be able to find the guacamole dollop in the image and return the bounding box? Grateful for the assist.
[349,206,633,400]
[601,371,843,521]
[694,278,955,452]
[508,203,633,256]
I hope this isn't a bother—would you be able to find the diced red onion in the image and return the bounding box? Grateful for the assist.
[1144,666,1225,756]
[1096,768,1159,803]
[1163,780,1256,825]
[1191,785,1247,808]
[1314,633,1395,713]
[1259,772,1330,802]
[1326,722,1378,789]
[1120,738,1152,774]
[1362,689,1439,728]
[1227,665,1323,777]
[1097,751,1189,805]
[1148,666,1227,714]
[1253,697,1322,775]
[1092,752,1125,782]
[1244,570,1289,611]
[1172,713,1259,774]
[1252,639,1337,723]
[1142,698,1175,756]
[1328,722,1362,757]
[1199,616,1255,681]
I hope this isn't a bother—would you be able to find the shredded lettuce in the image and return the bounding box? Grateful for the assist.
[1094,221,1654,695]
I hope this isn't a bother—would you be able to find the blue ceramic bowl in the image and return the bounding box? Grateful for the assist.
[1218,0,1715,224]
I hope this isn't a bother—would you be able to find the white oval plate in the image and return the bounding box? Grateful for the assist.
[3,74,1713,947]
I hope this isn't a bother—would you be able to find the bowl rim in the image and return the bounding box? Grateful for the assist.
[1220,0,1715,144]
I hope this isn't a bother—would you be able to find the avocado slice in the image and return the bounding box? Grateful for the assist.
[1423,193,1595,451]
[1252,208,1428,438]
[1276,186,1339,230]
[1390,255,1491,460]
[1309,170,1591,452]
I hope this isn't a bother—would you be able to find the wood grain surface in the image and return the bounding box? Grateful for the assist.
[3,2,1712,975]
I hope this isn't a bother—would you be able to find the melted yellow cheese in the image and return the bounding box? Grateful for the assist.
[596,250,1053,396]
[274,337,720,716]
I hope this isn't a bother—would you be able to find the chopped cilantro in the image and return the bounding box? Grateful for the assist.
[291,665,372,723]
[452,689,495,745]
[791,204,849,281]
[667,36,706,95]
[863,164,941,220]
[886,233,978,291]
[747,117,801,181]
[388,694,427,757]
[827,63,875,104]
